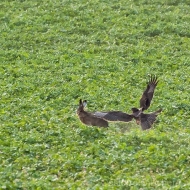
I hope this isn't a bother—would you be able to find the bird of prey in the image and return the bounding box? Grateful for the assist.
[130,75,161,129]
[140,75,158,111]
[94,108,161,130]
[131,108,162,130]
[77,99,108,128]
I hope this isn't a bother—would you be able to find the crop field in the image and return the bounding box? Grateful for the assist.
[1,0,190,189]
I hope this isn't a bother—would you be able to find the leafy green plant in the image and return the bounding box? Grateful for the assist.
[1,0,190,189]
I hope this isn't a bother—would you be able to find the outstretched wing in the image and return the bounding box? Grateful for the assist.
[140,75,158,111]
[94,111,134,122]
[140,109,162,130]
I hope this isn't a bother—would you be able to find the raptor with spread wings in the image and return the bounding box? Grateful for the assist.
[94,107,161,130]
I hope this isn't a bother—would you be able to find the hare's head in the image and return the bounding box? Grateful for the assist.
[77,99,87,115]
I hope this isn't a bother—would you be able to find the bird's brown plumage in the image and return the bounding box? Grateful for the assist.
[94,111,134,122]
[131,108,162,130]
[140,75,158,111]
[94,108,161,130]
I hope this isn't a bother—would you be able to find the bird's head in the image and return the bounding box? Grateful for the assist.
[131,107,143,117]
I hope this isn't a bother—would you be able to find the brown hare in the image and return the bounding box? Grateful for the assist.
[77,99,108,128]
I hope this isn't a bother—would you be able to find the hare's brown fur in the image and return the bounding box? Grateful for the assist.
[77,99,108,128]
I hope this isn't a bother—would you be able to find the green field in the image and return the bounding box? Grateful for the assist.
[1,0,190,189]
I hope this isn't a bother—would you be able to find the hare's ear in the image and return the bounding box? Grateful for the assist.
[83,100,87,107]
[79,99,83,105]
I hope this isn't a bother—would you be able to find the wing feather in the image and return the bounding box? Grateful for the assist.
[140,75,158,110]
[94,111,134,122]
